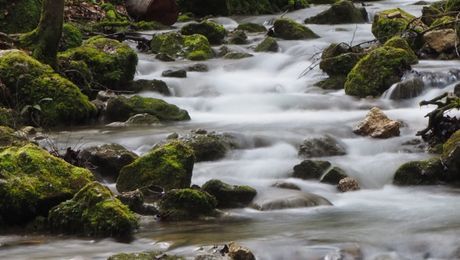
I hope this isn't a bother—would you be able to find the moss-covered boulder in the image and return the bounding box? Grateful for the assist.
[150,32,214,60]
[59,37,138,90]
[304,0,367,24]
[48,182,138,237]
[315,76,347,90]
[158,188,217,220]
[319,43,365,77]
[202,179,257,208]
[59,23,83,51]
[0,126,28,149]
[0,0,41,34]
[384,36,418,64]
[180,131,233,162]
[0,50,96,126]
[273,18,319,40]
[105,95,190,122]
[0,144,93,225]
[393,158,444,185]
[344,47,414,97]
[293,160,331,179]
[181,20,227,45]
[237,22,267,33]
[255,37,279,52]
[117,141,195,192]
[372,8,421,43]
[443,130,460,180]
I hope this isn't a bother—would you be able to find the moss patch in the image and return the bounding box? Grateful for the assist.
[158,188,217,220]
[237,22,267,32]
[202,179,257,208]
[0,0,41,34]
[181,20,227,45]
[372,8,418,43]
[150,32,214,60]
[393,158,444,185]
[273,18,319,40]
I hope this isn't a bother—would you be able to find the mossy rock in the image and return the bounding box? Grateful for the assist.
[320,51,364,77]
[59,23,83,51]
[116,141,195,192]
[58,59,94,98]
[344,46,414,97]
[315,76,347,90]
[59,37,138,90]
[0,126,29,149]
[237,22,267,33]
[181,20,227,45]
[108,251,184,260]
[255,37,279,52]
[0,0,41,34]
[383,36,418,64]
[393,158,444,185]
[0,50,96,126]
[443,130,460,158]
[372,8,418,43]
[180,132,233,162]
[0,107,14,128]
[202,179,257,208]
[48,182,138,237]
[105,95,190,122]
[229,30,248,44]
[421,5,443,26]
[305,0,367,24]
[150,32,214,60]
[0,144,94,225]
[273,18,319,40]
[293,160,331,180]
[158,188,217,220]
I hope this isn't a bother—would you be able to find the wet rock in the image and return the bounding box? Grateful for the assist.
[223,52,254,59]
[181,20,227,45]
[384,36,418,64]
[320,44,364,77]
[162,69,187,78]
[167,132,179,139]
[353,107,401,138]
[229,30,248,45]
[202,179,257,208]
[251,192,332,210]
[78,143,138,181]
[180,131,234,162]
[423,29,457,53]
[305,0,367,24]
[156,53,175,62]
[158,188,217,221]
[116,189,159,215]
[393,158,444,185]
[455,83,460,96]
[108,251,183,260]
[96,90,117,101]
[298,135,346,158]
[217,46,231,57]
[188,63,209,72]
[315,76,347,90]
[292,160,331,179]
[255,37,279,52]
[117,141,195,192]
[151,32,214,60]
[372,8,422,43]
[273,18,319,40]
[228,242,256,260]
[389,78,425,100]
[272,181,301,190]
[131,79,171,96]
[320,167,348,185]
[237,23,267,33]
[337,177,360,192]
[125,113,161,125]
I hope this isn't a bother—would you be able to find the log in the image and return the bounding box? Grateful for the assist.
[125,0,178,26]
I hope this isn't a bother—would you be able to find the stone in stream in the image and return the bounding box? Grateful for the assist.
[293,160,332,179]
[151,32,214,61]
[320,167,348,185]
[179,130,235,162]
[202,179,257,208]
[125,113,161,126]
[273,18,319,40]
[304,0,368,24]
[228,242,256,260]
[251,191,332,211]
[393,158,444,185]
[423,29,457,53]
[388,78,425,100]
[130,79,171,96]
[371,8,422,43]
[188,63,209,72]
[116,189,159,215]
[229,30,248,45]
[442,130,460,182]
[353,107,401,138]
[162,69,187,78]
[337,177,360,192]
[181,20,227,45]
[237,22,267,33]
[298,135,346,158]
[223,52,254,59]
[272,181,301,190]
[108,251,184,260]
[255,37,279,52]
[156,53,175,62]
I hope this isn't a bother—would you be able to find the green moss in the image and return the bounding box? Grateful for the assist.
[443,130,460,157]
[372,8,418,43]
[158,188,217,220]
[383,36,418,64]
[150,32,214,60]
[48,182,138,237]
[58,59,94,98]
[178,13,193,22]
[344,47,414,97]
[181,20,227,45]
[59,23,83,51]
[59,37,138,90]
[0,126,28,148]
[0,144,94,225]
[320,52,364,77]
[273,18,319,40]
[305,0,367,24]
[430,15,455,27]
[202,179,257,208]
[183,34,214,60]
[237,23,267,33]
[255,37,279,52]
[0,0,41,34]
[0,50,96,126]
[116,141,195,192]
[393,158,444,185]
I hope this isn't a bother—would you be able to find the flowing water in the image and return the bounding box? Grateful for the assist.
[2,0,460,259]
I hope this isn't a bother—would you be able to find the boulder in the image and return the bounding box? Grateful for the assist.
[272,181,301,190]
[393,158,444,185]
[59,23,83,51]
[158,188,217,220]
[116,189,159,215]
[202,179,257,208]
[0,0,41,34]
[78,143,138,182]
[319,43,364,77]
[237,23,267,33]
[105,95,190,122]
[255,37,279,52]
[320,167,348,185]
[344,47,414,97]
[48,182,138,237]
[388,77,425,100]
[180,131,234,161]
[384,36,418,64]
[372,8,422,43]
[58,37,138,91]
[228,242,256,260]
[229,30,248,45]
[130,79,171,96]
[187,63,209,72]
[337,177,360,192]
[292,160,331,179]
[0,144,93,225]
[273,18,319,40]
[150,32,214,60]
[304,1,367,24]
[116,141,195,192]
[353,107,401,138]
[0,50,96,126]
[315,76,347,90]
[298,135,346,157]
[155,53,175,62]
[423,29,457,53]
[125,113,160,125]
[162,69,187,78]
[251,192,332,210]
[181,20,227,45]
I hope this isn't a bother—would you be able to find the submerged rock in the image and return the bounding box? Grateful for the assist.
[293,160,331,179]
[255,37,279,52]
[187,63,209,72]
[252,192,332,210]
[320,167,348,185]
[162,69,187,78]
[389,77,425,100]
[353,107,401,138]
[130,79,171,96]
[273,18,319,40]
[298,135,346,157]
[158,188,217,220]
[272,181,301,190]
[223,52,254,59]
[305,0,367,24]
[337,177,360,192]
[181,20,227,45]
[202,179,257,208]
[229,30,248,45]
[108,251,184,260]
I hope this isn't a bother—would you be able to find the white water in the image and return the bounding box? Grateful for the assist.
[2,0,460,259]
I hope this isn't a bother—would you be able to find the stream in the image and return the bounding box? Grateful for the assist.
[2,0,460,259]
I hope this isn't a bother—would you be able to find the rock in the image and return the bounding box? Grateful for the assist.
[180,131,233,162]
[344,47,414,97]
[252,192,332,210]
[237,23,267,33]
[304,0,367,24]
[0,0,40,34]
[151,32,214,60]
[298,135,346,158]
[125,113,161,125]
[319,43,364,77]
[162,69,187,78]
[188,63,209,72]
[48,182,138,237]
[228,242,256,260]
[423,29,457,53]
[273,18,319,40]
[0,144,93,225]
[272,181,301,190]
[384,36,418,64]
[315,76,347,90]
[293,160,331,179]
[353,107,401,138]
[156,53,175,62]
[116,189,159,215]
[58,37,138,91]
[389,77,425,100]
[158,188,217,220]
[0,50,96,126]
[217,46,231,57]
[116,141,195,192]
[181,20,227,45]
[59,23,83,51]
[223,52,254,59]
[442,130,460,181]
[337,177,360,192]
[202,179,257,208]
[372,8,423,43]
[455,83,460,97]
[393,158,444,185]
[255,37,279,52]
[320,167,348,185]
[105,95,190,122]
[229,30,248,45]
[108,251,183,260]
[130,79,171,96]
[78,143,138,181]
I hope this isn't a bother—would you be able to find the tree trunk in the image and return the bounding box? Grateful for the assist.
[20,0,64,68]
